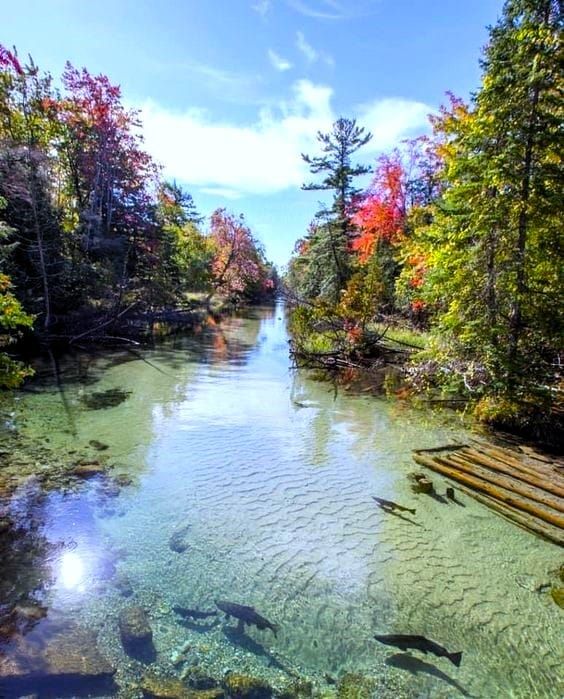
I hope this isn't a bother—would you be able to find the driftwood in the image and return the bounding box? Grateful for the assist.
[413,443,564,545]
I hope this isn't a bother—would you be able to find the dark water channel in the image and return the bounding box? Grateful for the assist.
[0,302,562,698]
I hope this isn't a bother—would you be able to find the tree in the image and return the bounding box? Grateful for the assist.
[209,208,270,300]
[155,182,211,300]
[301,118,372,297]
[415,0,563,404]
[0,47,64,329]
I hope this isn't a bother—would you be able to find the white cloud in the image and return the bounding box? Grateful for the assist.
[287,0,378,20]
[268,49,292,72]
[355,98,431,150]
[139,81,431,197]
[252,0,271,16]
[296,31,318,63]
[178,59,263,104]
[296,31,334,67]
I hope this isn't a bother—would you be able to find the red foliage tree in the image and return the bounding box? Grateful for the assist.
[209,208,264,297]
[351,152,406,263]
[58,63,158,251]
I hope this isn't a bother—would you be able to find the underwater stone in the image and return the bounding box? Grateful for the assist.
[223,673,271,699]
[279,679,313,698]
[114,572,134,597]
[72,461,107,478]
[185,666,218,690]
[81,388,131,410]
[0,620,115,694]
[550,587,564,609]
[336,673,376,699]
[89,440,109,451]
[169,522,192,553]
[119,606,154,659]
[141,675,224,699]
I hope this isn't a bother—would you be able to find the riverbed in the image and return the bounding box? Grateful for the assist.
[0,302,562,698]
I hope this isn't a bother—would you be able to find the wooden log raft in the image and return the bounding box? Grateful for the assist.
[413,443,564,546]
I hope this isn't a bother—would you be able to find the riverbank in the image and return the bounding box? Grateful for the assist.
[287,305,564,453]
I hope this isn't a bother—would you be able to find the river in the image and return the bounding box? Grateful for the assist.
[0,302,562,698]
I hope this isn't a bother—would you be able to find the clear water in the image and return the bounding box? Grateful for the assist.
[0,303,562,698]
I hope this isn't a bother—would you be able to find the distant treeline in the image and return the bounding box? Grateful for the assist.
[286,0,562,440]
[0,47,276,387]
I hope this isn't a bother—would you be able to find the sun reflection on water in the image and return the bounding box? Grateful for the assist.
[58,550,85,590]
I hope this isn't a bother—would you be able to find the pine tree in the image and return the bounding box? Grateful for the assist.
[301,118,372,298]
[420,0,563,402]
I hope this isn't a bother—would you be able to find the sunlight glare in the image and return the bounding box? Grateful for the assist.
[59,551,85,589]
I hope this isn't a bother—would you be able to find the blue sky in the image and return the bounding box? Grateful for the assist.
[3,0,502,267]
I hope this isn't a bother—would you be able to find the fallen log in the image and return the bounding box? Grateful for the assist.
[474,444,563,483]
[414,444,469,455]
[413,453,564,530]
[453,485,564,546]
[450,450,564,501]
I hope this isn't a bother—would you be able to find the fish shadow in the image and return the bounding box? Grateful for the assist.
[385,653,474,697]
[378,507,423,528]
[222,627,286,672]
[177,618,219,634]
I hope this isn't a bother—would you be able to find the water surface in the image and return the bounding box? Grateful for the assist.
[1,303,562,698]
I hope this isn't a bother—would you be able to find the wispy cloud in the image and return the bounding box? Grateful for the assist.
[268,49,292,72]
[252,0,271,17]
[139,81,431,198]
[178,59,263,104]
[296,31,334,67]
[287,0,378,20]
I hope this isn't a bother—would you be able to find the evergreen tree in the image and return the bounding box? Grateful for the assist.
[301,118,372,298]
[419,0,562,404]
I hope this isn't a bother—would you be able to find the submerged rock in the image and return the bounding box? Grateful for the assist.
[279,679,313,698]
[141,674,224,699]
[72,460,107,478]
[114,571,134,597]
[550,587,564,609]
[89,440,109,451]
[169,522,192,553]
[336,673,376,699]
[185,666,219,690]
[223,673,271,699]
[0,619,115,696]
[119,605,155,660]
[141,674,190,698]
[81,388,131,410]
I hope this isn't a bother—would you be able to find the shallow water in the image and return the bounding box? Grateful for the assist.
[0,302,562,698]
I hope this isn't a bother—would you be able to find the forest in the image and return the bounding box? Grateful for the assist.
[1,0,562,444]
[286,0,562,444]
[0,47,276,386]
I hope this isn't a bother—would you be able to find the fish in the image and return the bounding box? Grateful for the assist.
[374,634,462,667]
[215,600,278,637]
[372,496,416,515]
[173,605,217,620]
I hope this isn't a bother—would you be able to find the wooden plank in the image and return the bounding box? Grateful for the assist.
[413,453,564,530]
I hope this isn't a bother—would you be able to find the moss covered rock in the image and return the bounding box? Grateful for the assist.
[336,673,376,699]
[550,587,564,609]
[223,673,271,699]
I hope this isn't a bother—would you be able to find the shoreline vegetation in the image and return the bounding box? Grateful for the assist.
[0,48,277,386]
[284,1,562,450]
